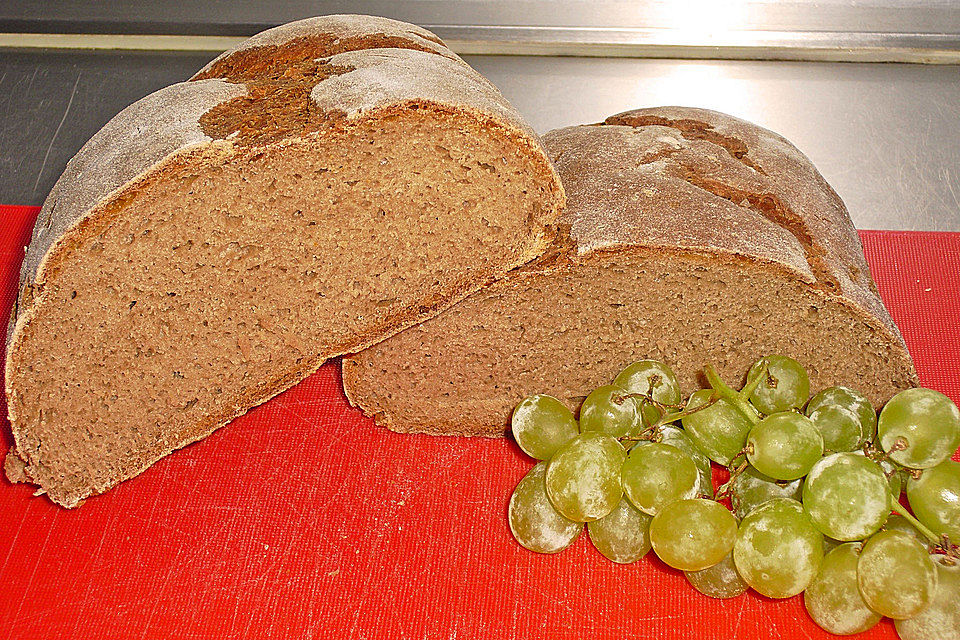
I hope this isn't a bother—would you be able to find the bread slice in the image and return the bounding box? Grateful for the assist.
[342,106,918,437]
[4,15,564,507]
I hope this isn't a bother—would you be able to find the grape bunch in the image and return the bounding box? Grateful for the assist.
[508,357,960,639]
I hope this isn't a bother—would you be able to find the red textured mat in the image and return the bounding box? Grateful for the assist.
[0,204,958,640]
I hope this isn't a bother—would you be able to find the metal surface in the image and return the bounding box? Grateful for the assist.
[0,49,215,209]
[5,1,960,63]
[0,49,959,231]
[4,1,960,35]
[4,29,960,64]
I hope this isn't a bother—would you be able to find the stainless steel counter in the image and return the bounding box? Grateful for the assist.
[1,47,959,230]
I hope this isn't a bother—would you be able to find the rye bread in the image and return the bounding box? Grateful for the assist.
[342,106,918,436]
[4,14,564,507]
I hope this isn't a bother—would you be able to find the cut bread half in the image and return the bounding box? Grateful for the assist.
[4,14,564,506]
[342,107,918,437]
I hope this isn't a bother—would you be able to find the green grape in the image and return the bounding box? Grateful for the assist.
[659,425,714,498]
[807,385,877,445]
[681,389,752,466]
[803,452,891,541]
[613,360,681,426]
[650,499,737,571]
[509,462,583,553]
[803,543,882,635]
[733,497,823,598]
[895,554,960,640]
[747,354,810,415]
[512,394,579,460]
[746,412,824,481]
[878,387,960,469]
[684,550,748,599]
[907,459,960,541]
[884,513,924,541]
[807,404,862,452]
[545,432,626,522]
[621,442,699,515]
[730,465,803,520]
[857,529,937,619]
[587,497,653,564]
[579,385,642,439]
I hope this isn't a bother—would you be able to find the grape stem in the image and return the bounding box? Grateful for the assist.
[715,460,750,500]
[862,439,910,466]
[617,397,720,443]
[738,359,769,403]
[937,535,959,559]
[888,437,909,454]
[613,392,684,412]
[619,424,660,443]
[704,364,761,425]
[890,501,942,546]
[654,396,719,428]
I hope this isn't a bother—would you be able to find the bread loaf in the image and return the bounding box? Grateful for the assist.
[342,107,918,436]
[4,15,564,506]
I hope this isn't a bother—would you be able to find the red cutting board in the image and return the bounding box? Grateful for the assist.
[0,204,957,640]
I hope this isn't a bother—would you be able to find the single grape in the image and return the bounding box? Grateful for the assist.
[807,385,877,445]
[895,554,960,640]
[579,385,642,439]
[884,513,924,541]
[733,497,823,598]
[621,442,699,515]
[803,452,891,541]
[684,550,748,599]
[746,412,824,481]
[907,459,960,542]
[747,355,810,415]
[545,432,626,522]
[587,497,653,564]
[509,462,583,553]
[681,389,752,466]
[730,465,803,520]
[857,529,937,619]
[613,360,682,426]
[878,387,960,469]
[650,499,737,571]
[807,404,862,452]
[804,543,882,635]
[512,394,579,460]
[659,425,714,498]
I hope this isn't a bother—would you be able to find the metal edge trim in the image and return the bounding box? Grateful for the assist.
[1,29,959,64]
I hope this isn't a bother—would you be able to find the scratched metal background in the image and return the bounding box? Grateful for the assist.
[1,0,959,230]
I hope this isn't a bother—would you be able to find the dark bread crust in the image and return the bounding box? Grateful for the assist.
[597,108,890,330]
[552,109,901,339]
[5,15,564,506]
[342,107,918,437]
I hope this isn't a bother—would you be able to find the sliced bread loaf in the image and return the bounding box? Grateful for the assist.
[342,106,918,436]
[4,15,564,506]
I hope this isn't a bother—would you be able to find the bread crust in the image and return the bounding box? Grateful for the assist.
[5,15,564,506]
[545,110,902,339]
[342,107,918,436]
